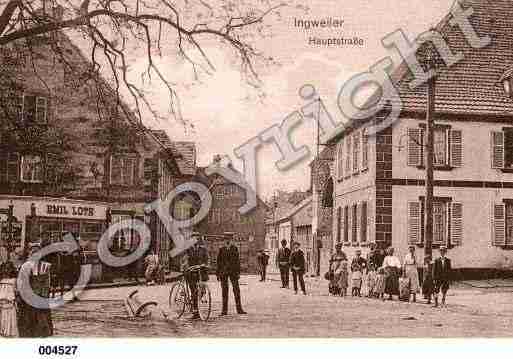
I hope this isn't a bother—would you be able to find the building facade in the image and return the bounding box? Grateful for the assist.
[0,27,188,279]
[331,0,513,276]
[194,166,268,273]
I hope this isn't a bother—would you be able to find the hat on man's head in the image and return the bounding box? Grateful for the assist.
[335,243,342,248]
[355,249,362,254]
[439,245,448,251]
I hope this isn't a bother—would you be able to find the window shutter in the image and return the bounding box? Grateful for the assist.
[407,128,422,166]
[362,130,369,171]
[355,203,360,243]
[491,131,504,169]
[367,199,373,244]
[336,207,342,243]
[407,201,421,245]
[451,202,463,246]
[360,201,367,243]
[450,130,463,167]
[337,141,344,180]
[492,203,506,246]
[345,136,351,174]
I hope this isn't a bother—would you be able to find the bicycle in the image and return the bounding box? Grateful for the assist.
[168,264,211,321]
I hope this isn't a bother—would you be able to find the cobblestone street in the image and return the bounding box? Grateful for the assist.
[51,274,513,337]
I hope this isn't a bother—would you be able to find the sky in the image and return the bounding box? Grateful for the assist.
[129,0,454,200]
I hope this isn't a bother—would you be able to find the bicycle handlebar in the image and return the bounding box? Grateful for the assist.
[184,264,209,273]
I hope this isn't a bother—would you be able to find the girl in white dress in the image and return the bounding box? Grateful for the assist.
[403,245,420,302]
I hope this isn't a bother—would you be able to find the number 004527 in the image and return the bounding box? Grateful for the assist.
[38,345,78,355]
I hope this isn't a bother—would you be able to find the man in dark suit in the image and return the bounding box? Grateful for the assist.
[290,241,306,295]
[216,236,246,315]
[276,240,291,288]
[433,246,451,307]
[257,250,270,282]
[183,237,209,319]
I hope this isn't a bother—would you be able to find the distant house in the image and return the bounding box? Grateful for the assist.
[330,0,513,277]
[194,162,268,273]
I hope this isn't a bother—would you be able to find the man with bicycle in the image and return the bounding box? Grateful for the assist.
[181,235,209,320]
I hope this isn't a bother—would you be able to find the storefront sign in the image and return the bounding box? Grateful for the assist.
[46,204,95,217]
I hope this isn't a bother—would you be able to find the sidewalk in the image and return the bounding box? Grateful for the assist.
[85,271,182,290]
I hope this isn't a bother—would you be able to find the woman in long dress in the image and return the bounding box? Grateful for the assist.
[382,247,401,300]
[329,243,347,295]
[0,260,18,337]
[403,245,420,302]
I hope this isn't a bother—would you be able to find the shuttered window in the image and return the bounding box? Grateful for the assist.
[361,129,369,171]
[0,152,20,183]
[450,130,463,167]
[491,131,505,169]
[353,132,359,174]
[451,202,463,246]
[407,128,422,166]
[336,207,342,243]
[492,203,506,246]
[360,201,367,243]
[408,126,462,168]
[337,141,344,180]
[352,203,358,243]
[345,136,351,174]
[407,201,422,245]
[343,206,349,243]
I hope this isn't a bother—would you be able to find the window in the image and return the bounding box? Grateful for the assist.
[9,94,49,124]
[336,207,342,243]
[21,155,43,183]
[408,126,462,168]
[493,201,513,247]
[493,129,513,170]
[343,205,349,243]
[111,214,133,251]
[407,199,463,247]
[432,202,447,245]
[353,132,360,173]
[352,204,358,243]
[433,128,447,166]
[360,201,367,243]
[36,97,48,123]
[345,136,351,175]
[0,152,20,182]
[337,141,344,180]
[110,155,137,185]
[362,129,368,170]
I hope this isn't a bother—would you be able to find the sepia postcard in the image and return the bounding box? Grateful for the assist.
[1,0,513,354]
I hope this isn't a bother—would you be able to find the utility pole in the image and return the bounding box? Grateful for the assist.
[424,53,436,259]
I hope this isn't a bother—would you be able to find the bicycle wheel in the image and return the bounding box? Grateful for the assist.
[197,283,211,321]
[169,281,188,319]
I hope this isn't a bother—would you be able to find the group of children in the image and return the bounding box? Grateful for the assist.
[330,256,440,304]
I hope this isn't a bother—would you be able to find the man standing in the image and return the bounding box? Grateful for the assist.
[183,237,209,319]
[276,240,291,288]
[216,236,246,315]
[257,250,269,282]
[290,242,306,295]
[433,246,451,307]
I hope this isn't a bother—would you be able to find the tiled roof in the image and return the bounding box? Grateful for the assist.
[350,0,513,129]
[170,141,197,175]
[151,130,196,175]
[277,196,312,223]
